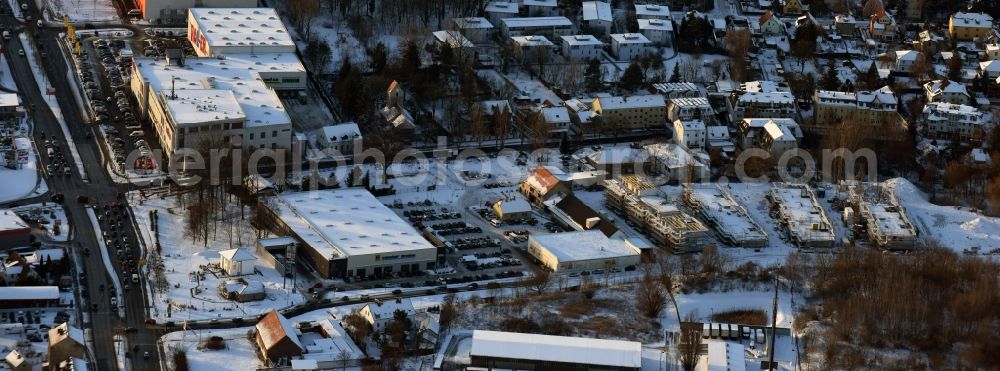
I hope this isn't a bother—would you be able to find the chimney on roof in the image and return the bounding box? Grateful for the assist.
[585,217,601,229]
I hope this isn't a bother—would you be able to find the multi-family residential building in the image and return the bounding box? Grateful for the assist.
[812,87,906,134]
[501,17,573,38]
[637,18,673,45]
[673,119,706,150]
[893,50,921,73]
[923,80,971,105]
[635,4,670,20]
[536,106,573,134]
[592,95,667,130]
[653,82,701,99]
[484,2,519,27]
[454,17,495,43]
[560,35,603,61]
[737,118,802,158]
[523,0,558,16]
[921,102,989,142]
[582,1,613,34]
[667,97,715,124]
[949,12,994,41]
[729,81,797,122]
[511,35,554,62]
[609,33,653,61]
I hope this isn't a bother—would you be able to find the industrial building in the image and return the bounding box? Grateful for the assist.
[130,8,306,158]
[133,0,258,24]
[266,188,437,278]
[187,8,295,57]
[469,330,642,370]
[604,176,710,252]
[527,230,641,272]
[766,183,836,248]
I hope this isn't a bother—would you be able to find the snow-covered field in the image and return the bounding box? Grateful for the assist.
[888,178,1000,252]
[0,136,43,204]
[161,328,264,371]
[130,193,306,322]
[36,0,118,22]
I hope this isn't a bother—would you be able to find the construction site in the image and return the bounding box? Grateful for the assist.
[604,176,711,253]
[766,183,837,248]
[843,182,919,250]
[685,184,768,247]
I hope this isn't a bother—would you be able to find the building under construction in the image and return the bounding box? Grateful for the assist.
[604,176,710,252]
[685,184,768,247]
[844,182,918,250]
[766,183,836,248]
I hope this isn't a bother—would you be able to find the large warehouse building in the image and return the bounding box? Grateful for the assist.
[130,8,306,157]
[470,330,642,370]
[187,8,296,57]
[133,0,258,25]
[266,188,437,278]
[527,230,641,273]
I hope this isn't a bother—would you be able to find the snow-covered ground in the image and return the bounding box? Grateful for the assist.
[0,135,44,204]
[0,55,16,91]
[161,328,265,371]
[18,33,87,183]
[35,0,119,22]
[888,178,1000,252]
[130,193,306,322]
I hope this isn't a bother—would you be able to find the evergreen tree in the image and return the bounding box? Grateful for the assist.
[820,59,840,90]
[863,61,881,89]
[947,52,963,82]
[402,41,422,76]
[669,63,681,82]
[584,59,604,92]
[619,62,645,92]
[372,42,388,74]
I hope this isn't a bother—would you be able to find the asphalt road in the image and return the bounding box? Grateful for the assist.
[0,2,161,370]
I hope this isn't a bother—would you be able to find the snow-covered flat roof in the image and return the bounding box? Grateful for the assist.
[270,189,437,259]
[471,330,642,368]
[512,35,554,47]
[561,34,603,46]
[531,230,639,262]
[163,89,245,126]
[689,185,767,244]
[669,97,711,108]
[635,4,670,17]
[189,8,294,50]
[433,30,475,48]
[610,33,651,44]
[0,286,59,300]
[539,106,570,123]
[317,122,361,142]
[484,2,518,14]
[951,12,993,28]
[769,184,835,243]
[0,210,28,232]
[134,53,303,128]
[740,80,790,93]
[638,18,673,31]
[454,17,495,29]
[524,0,557,6]
[582,1,612,22]
[502,17,573,28]
[0,93,18,107]
[597,94,665,109]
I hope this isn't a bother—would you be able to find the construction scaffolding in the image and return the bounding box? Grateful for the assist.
[605,176,711,252]
[685,184,768,247]
[845,182,918,250]
[766,183,836,248]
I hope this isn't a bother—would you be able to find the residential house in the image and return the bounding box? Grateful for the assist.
[638,18,673,46]
[47,324,85,367]
[432,30,476,63]
[782,0,803,15]
[511,35,555,62]
[635,4,670,20]
[313,122,361,156]
[949,12,994,41]
[921,102,989,142]
[492,196,533,221]
[255,309,303,365]
[537,106,573,134]
[986,43,1000,60]
[560,35,603,61]
[501,17,573,38]
[219,247,256,276]
[523,0,558,16]
[582,1,613,35]
[549,194,619,237]
[706,126,737,157]
[593,95,667,130]
[667,97,715,124]
[894,50,921,73]
[812,87,905,134]
[729,81,796,122]
[218,278,266,302]
[979,60,1000,78]
[585,147,650,177]
[653,82,701,99]
[643,143,710,183]
[381,81,416,134]
[520,167,572,205]
[484,2,518,28]
[673,119,706,150]
[758,11,785,36]
[609,33,653,61]
[868,10,898,40]
[360,298,416,332]
[923,80,971,105]
[738,118,802,158]
[453,17,494,43]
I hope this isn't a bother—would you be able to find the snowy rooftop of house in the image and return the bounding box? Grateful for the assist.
[582,1,613,22]
[643,143,705,168]
[317,122,361,142]
[531,230,639,261]
[188,8,293,50]
[524,0,557,6]
[495,198,532,214]
[669,97,711,108]
[924,80,969,97]
[26,248,65,265]
[162,89,245,126]
[539,106,571,122]
[454,17,495,29]
[0,210,28,231]
[764,121,796,141]
[471,330,642,368]
[0,286,59,300]
[856,87,896,104]
[706,126,729,139]
[895,50,919,61]
[816,90,857,102]
[301,319,365,363]
[4,350,25,367]
[769,184,835,242]
[0,93,18,107]
[49,323,85,346]
[740,80,790,93]
[597,94,666,109]
[432,30,474,48]
[635,4,670,17]
[737,90,795,104]
[981,60,1000,72]
[653,82,699,94]
[678,119,706,131]
[638,18,673,31]
[742,118,798,129]
[707,342,746,371]
[951,12,993,28]
[219,247,256,262]
[923,102,987,123]
[270,188,437,259]
[502,17,573,28]
[512,35,554,47]
[484,2,518,14]
[364,298,415,321]
[134,53,302,128]
[610,33,651,44]
[256,309,302,350]
[561,34,603,46]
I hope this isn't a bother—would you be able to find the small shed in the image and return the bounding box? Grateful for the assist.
[492,197,532,221]
[219,248,256,276]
